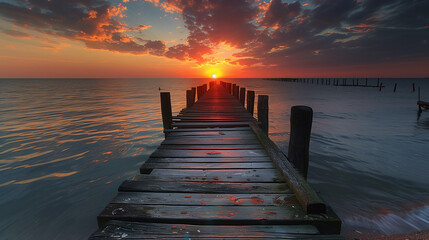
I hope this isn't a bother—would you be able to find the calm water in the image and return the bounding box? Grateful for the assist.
[0,78,428,239]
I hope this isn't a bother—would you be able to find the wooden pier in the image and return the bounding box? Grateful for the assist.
[89,81,342,239]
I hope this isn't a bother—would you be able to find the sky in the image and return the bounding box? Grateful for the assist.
[0,0,428,78]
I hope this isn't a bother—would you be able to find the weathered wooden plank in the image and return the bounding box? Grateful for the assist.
[131,172,284,183]
[150,149,267,158]
[111,192,298,206]
[144,157,272,163]
[162,137,259,145]
[90,220,331,240]
[158,144,263,150]
[119,180,290,193]
[141,162,275,170]
[149,169,283,182]
[173,118,254,122]
[172,122,251,128]
[164,127,251,132]
[167,130,255,137]
[97,204,340,229]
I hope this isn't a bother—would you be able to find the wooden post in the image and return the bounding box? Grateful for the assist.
[288,106,312,180]
[186,90,193,108]
[234,85,239,99]
[232,84,236,95]
[239,87,246,105]
[203,84,207,94]
[413,83,415,92]
[258,95,269,135]
[379,82,383,91]
[160,92,172,131]
[197,86,203,99]
[394,83,397,92]
[226,83,232,94]
[247,90,255,115]
[191,87,196,103]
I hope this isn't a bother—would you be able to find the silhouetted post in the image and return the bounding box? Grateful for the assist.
[232,84,236,95]
[191,87,196,102]
[377,78,380,87]
[234,85,239,99]
[239,87,246,105]
[247,90,255,115]
[186,90,193,108]
[394,83,397,92]
[379,82,383,91]
[209,81,215,89]
[257,95,269,135]
[160,92,172,132]
[197,86,203,99]
[413,83,415,92]
[288,106,312,180]
[227,83,232,94]
[203,84,207,94]
[365,79,368,86]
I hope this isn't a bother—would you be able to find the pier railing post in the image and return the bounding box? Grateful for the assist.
[288,106,312,180]
[186,90,193,108]
[239,87,246,105]
[191,87,196,103]
[247,90,255,115]
[197,86,202,100]
[232,84,236,96]
[257,95,269,135]
[160,92,172,131]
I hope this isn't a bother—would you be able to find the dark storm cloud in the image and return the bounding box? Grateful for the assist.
[236,0,429,69]
[0,0,165,55]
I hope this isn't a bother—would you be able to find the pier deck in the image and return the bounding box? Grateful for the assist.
[90,83,342,239]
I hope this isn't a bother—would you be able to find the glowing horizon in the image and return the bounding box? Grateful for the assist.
[0,0,428,78]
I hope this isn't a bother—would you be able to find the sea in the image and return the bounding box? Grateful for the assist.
[0,78,428,239]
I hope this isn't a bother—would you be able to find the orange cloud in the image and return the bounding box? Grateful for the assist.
[346,23,375,33]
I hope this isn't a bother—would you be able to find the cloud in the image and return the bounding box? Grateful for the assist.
[2,29,32,38]
[1,0,428,73]
[0,0,164,55]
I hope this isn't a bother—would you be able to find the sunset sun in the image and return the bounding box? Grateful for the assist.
[212,74,217,79]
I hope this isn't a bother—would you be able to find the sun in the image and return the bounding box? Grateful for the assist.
[212,74,217,79]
